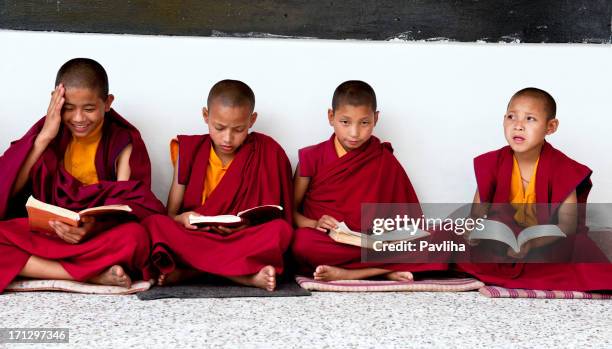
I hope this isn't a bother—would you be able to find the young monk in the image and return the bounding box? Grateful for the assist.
[291,80,447,281]
[143,79,293,291]
[456,87,612,291]
[0,58,165,293]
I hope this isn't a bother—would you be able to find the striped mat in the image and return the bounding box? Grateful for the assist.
[296,276,484,292]
[5,279,154,295]
[479,286,612,299]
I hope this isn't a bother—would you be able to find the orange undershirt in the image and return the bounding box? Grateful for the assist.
[170,140,233,205]
[334,135,348,158]
[64,121,103,185]
[510,156,539,227]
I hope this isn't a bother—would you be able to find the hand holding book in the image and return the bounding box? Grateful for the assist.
[314,214,340,232]
[187,205,284,229]
[174,211,201,230]
[48,216,96,244]
[26,196,133,240]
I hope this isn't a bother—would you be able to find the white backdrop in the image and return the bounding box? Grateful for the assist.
[1,30,611,204]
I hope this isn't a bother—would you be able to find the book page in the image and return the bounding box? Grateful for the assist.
[189,214,242,225]
[79,205,132,216]
[26,196,80,221]
[469,219,520,252]
[516,224,566,248]
[237,205,283,217]
[369,227,430,242]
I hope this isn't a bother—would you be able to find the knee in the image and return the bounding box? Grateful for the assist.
[141,214,171,230]
[115,222,151,253]
[290,228,316,258]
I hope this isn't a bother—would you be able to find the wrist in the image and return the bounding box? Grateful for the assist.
[310,219,319,229]
[34,134,53,148]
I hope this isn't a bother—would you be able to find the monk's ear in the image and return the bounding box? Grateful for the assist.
[104,94,115,112]
[373,111,380,126]
[249,112,258,128]
[546,118,559,135]
[327,108,334,126]
[202,107,209,123]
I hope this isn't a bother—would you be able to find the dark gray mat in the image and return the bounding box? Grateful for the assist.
[137,279,311,300]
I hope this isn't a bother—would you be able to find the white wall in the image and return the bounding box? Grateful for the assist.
[1,30,611,203]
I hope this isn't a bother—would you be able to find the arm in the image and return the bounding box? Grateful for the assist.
[11,85,65,196]
[115,144,133,181]
[508,190,578,258]
[527,189,578,249]
[470,190,490,219]
[292,165,338,231]
[462,190,488,243]
[166,156,199,229]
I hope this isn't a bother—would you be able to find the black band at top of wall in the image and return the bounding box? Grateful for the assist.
[1,0,610,43]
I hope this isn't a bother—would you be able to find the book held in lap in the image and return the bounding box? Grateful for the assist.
[469,219,565,253]
[188,205,284,227]
[26,196,132,234]
[329,222,430,249]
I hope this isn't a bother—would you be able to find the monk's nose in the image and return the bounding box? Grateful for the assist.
[223,131,232,144]
[513,120,524,131]
[73,110,86,122]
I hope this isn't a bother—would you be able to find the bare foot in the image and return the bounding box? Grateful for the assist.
[157,268,201,286]
[251,265,276,291]
[314,265,394,281]
[385,271,413,282]
[226,265,276,291]
[89,265,131,288]
[313,265,351,281]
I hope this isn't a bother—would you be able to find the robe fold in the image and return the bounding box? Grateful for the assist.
[0,109,165,292]
[291,134,447,274]
[455,142,612,291]
[144,132,294,277]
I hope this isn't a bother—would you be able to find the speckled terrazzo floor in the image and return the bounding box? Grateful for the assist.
[1,291,610,348]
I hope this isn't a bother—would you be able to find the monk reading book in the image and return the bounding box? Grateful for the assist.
[456,87,612,291]
[143,80,293,291]
[290,80,447,281]
[0,58,165,293]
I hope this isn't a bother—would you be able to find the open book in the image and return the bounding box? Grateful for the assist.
[26,196,132,234]
[329,222,431,249]
[189,205,284,227]
[468,219,566,253]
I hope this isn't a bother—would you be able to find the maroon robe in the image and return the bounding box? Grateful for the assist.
[456,142,612,291]
[143,132,294,277]
[0,110,165,292]
[291,134,448,274]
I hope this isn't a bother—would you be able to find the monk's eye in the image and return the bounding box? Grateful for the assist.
[84,108,96,113]
[340,120,349,125]
[215,126,224,131]
[235,128,245,132]
[506,114,514,120]
[527,116,536,121]
[361,121,370,125]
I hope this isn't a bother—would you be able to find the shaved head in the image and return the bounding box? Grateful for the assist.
[55,58,109,99]
[207,79,255,113]
[332,80,377,112]
[509,87,556,120]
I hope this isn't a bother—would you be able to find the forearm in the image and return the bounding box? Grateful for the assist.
[11,136,51,196]
[529,236,563,249]
[293,210,318,229]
